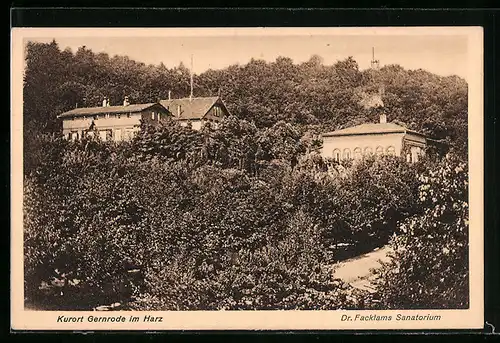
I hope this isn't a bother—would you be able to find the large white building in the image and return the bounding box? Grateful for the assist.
[321,114,427,163]
[57,96,230,141]
[57,97,170,142]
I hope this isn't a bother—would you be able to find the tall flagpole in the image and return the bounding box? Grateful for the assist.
[190,54,194,101]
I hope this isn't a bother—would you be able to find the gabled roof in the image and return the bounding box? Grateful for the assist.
[57,103,165,119]
[159,96,223,120]
[323,122,426,137]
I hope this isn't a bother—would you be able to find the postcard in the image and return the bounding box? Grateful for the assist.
[11,26,484,330]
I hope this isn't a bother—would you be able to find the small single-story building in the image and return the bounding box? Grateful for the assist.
[159,96,230,130]
[321,114,427,163]
[57,97,171,141]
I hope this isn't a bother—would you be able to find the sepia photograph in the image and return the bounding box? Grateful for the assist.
[11,27,483,330]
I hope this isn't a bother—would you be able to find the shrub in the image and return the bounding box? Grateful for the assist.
[298,155,425,261]
[375,154,469,309]
[336,156,425,247]
[133,210,368,310]
[24,128,466,311]
[24,136,151,307]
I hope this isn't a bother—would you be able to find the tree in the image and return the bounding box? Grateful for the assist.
[23,42,468,160]
[376,154,469,309]
[259,121,307,168]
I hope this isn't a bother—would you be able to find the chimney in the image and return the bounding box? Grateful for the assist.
[168,90,171,100]
[379,113,387,124]
[123,96,130,106]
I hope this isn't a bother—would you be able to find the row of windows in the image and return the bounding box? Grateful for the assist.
[333,146,395,161]
[71,113,132,121]
[67,128,138,142]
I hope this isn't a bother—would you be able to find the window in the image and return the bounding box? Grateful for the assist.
[114,129,122,142]
[214,106,221,117]
[364,147,373,155]
[99,130,107,141]
[376,146,384,155]
[105,113,110,119]
[354,147,362,159]
[94,115,99,120]
[117,113,121,119]
[130,128,139,139]
[123,129,132,141]
[151,112,155,120]
[127,112,131,118]
[387,146,396,156]
[407,153,412,162]
[411,147,420,163]
[343,148,351,160]
[333,149,341,161]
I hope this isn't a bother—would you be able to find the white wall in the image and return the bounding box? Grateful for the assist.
[62,113,142,141]
[321,132,406,160]
[62,113,142,131]
[191,120,202,131]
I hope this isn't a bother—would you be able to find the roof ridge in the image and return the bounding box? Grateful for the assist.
[71,102,156,109]
[57,102,161,118]
[322,121,414,137]
[162,96,219,101]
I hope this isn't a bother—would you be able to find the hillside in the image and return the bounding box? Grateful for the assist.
[24,40,468,158]
[22,40,470,311]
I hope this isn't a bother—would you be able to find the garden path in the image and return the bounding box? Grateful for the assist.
[332,245,393,293]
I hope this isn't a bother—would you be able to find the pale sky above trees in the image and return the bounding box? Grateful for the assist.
[28,33,468,79]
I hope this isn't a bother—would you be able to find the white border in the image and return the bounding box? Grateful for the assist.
[11,27,484,331]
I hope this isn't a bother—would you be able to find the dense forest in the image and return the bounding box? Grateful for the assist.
[23,40,469,311]
[24,40,468,158]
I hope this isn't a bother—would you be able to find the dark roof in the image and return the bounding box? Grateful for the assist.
[57,103,163,119]
[323,122,426,137]
[159,96,221,120]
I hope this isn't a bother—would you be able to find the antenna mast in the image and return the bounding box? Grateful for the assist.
[370,47,380,70]
[190,54,194,101]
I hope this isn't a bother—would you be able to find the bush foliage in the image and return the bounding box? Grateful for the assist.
[24,118,469,310]
[23,41,469,310]
[375,155,469,309]
[24,40,468,159]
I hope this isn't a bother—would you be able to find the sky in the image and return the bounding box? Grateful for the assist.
[28,32,469,79]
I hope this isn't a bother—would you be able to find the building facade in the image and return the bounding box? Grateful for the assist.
[321,114,427,163]
[160,96,230,130]
[57,97,171,142]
